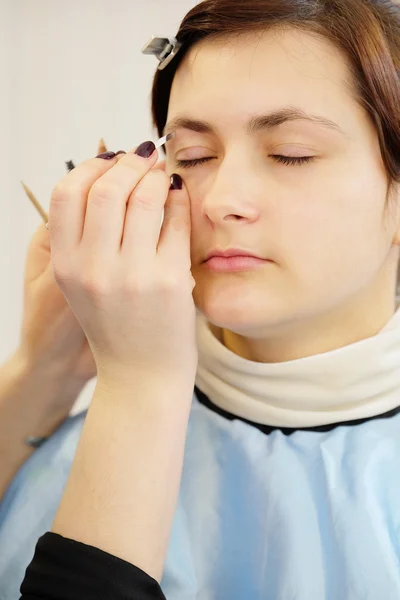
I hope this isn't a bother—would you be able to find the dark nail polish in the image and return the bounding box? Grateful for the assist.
[96,151,116,160]
[134,141,156,159]
[170,173,183,190]
[115,150,126,156]
[65,160,75,172]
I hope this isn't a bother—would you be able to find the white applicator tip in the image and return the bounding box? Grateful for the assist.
[155,131,175,149]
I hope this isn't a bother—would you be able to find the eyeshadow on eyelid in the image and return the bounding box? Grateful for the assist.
[175,149,213,160]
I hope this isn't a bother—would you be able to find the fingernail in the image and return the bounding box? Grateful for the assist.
[96,151,116,160]
[115,150,126,156]
[170,173,183,190]
[134,141,156,159]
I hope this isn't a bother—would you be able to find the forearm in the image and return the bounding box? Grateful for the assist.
[0,350,87,500]
[51,373,195,583]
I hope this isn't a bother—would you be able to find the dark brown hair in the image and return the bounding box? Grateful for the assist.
[151,0,400,190]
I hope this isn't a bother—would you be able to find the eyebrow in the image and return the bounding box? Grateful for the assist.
[163,107,347,138]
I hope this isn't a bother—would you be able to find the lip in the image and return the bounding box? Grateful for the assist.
[204,248,264,262]
[204,256,269,273]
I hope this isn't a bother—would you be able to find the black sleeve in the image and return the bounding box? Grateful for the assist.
[20,531,167,600]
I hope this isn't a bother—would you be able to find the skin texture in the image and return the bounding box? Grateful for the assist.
[165,28,400,363]
[49,143,197,581]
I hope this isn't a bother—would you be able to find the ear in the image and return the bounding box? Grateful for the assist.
[389,184,400,246]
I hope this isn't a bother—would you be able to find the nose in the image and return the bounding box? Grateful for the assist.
[201,153,262,225]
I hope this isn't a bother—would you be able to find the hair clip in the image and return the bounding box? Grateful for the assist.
[141,36,182,70]
[25,435,48,449]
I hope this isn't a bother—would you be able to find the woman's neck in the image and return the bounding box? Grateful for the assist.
[209,289,398,364]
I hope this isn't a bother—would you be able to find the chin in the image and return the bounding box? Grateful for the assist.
[193,284,290,333]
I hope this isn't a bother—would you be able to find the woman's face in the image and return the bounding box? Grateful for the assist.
[165,28,400,338]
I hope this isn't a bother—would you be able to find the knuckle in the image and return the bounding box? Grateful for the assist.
[52,264,73,286]
[51,181,70,204]
[90,180,121,205]
[123,274,151,295]
[79,271,110,297]
[160,274,184,293]
[132,191,160,212]
[51,182,85,208]
[131,170,170,211]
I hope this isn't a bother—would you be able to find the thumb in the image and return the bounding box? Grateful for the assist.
[158,174,192,271]
[24,223,52,283]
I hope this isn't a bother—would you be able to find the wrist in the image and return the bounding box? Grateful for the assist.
[0,351,87,498]
[5,348,87,429]
[14,344,90,388]
[52,369,194,578]
[96,369,196,404]
[13,347,88,396]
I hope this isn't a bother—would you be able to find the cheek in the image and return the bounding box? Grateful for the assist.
[275,170,390,292]
[179,153,391,293]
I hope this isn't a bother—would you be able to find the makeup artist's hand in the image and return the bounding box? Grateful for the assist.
[17,221,97,384]
[16,139,111,384]
[48,142,197,386]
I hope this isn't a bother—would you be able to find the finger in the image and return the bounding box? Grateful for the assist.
[24,223,51,282]
[49,153,120,254]
[49,145,156,258]
[81,147,159,260]
[115,150,127,161]
[121,169,170,268]
[157,174,192,274]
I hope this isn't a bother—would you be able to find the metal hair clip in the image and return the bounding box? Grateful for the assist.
[141,36,182,70]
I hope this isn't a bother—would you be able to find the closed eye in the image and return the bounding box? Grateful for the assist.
[175,156,316,169]
[273,155,316,166]
[176,157,215,169]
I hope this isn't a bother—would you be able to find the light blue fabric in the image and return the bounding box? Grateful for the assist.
[1,394,400,599]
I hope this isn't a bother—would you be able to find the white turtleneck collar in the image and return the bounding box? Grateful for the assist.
[195,305,400,428]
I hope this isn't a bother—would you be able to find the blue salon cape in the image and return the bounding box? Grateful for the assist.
[1,391,400,599]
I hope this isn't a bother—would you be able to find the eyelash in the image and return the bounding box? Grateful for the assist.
[175,156,316,169]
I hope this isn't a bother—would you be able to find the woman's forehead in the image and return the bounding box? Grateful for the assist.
[168,29,359,135]
[171,29,353,102]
